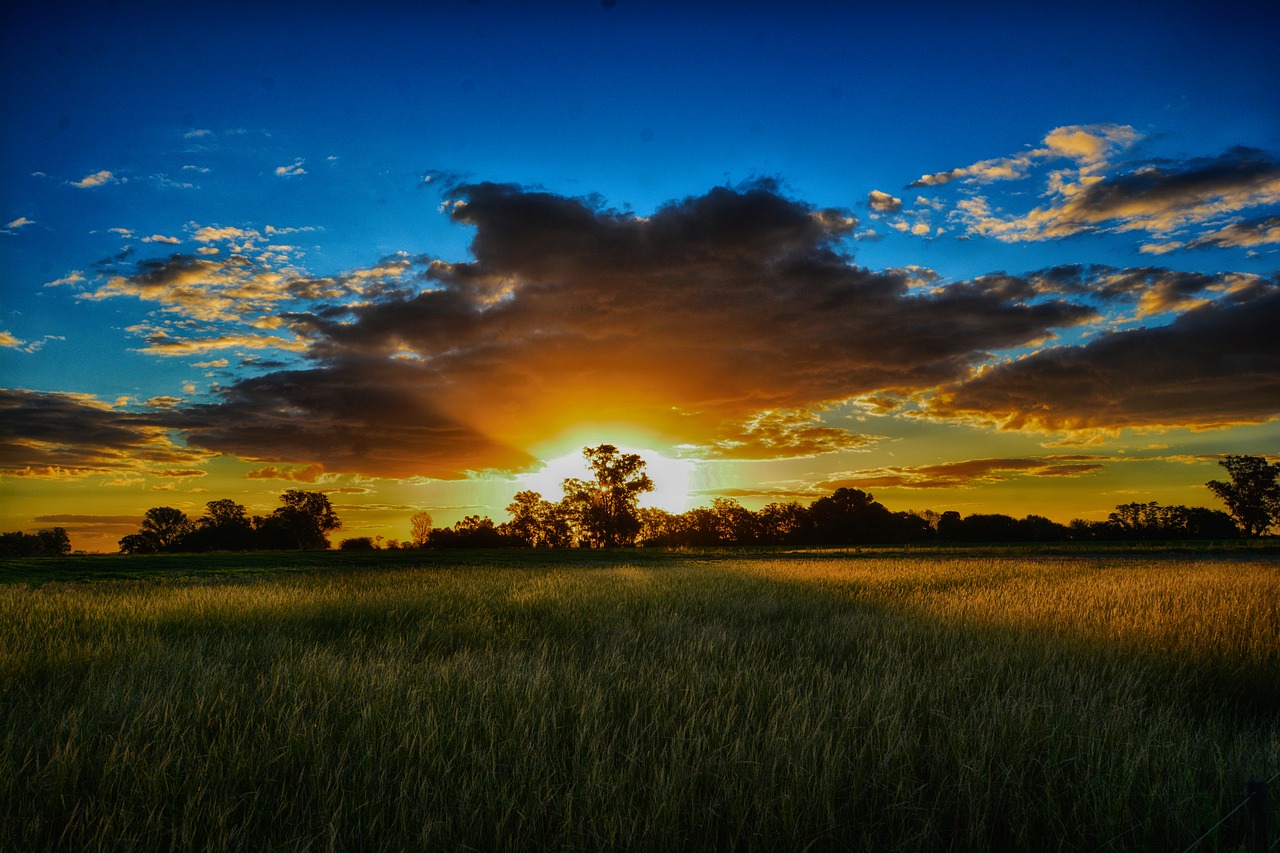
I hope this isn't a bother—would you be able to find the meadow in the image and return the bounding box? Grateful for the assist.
[2,549,1277,851]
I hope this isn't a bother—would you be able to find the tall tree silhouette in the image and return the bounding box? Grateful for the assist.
[1206,455,1280,536]
[272,490,341,550]
[561,445,654,547]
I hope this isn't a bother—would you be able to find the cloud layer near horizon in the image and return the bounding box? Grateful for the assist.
[4,180,1277,481]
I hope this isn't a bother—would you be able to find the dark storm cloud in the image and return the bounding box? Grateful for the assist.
[0,389,201,476]
[186,180,1093,476]
[929,287,1280,432]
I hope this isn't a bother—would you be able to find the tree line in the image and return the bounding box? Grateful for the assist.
[2,451,1274,556]
[389,450,1278,550]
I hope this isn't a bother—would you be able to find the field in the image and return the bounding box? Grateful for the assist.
[2,549,1278,851]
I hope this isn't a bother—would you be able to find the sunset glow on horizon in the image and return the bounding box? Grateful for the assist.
[2,1,1278,550]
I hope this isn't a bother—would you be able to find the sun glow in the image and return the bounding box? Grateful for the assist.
[516,444,698,514]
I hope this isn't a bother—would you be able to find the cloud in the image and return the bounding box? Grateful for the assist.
[184,129,213,139]
[142,234,181,244]
[867,190,902,214]
[910,123,1138,188]
[0,331,23,348]
[821,456,1107,490]
[3,217,35,233]
[244,463,327,482]
[691,409,878,460]
[927,286,1280,432]
[911,153,1039,188]
[1019,264,1267,318]
[136,331,307,356]
[172,181,1093,477]
[958,146,1280,242]
[1041,125,1140,164]
[72,170,117,188]
[1185,214,1280,249]
[177,363,537,479]
[275,158,306,177]
[0,389,205,478]
[191,224,261,244]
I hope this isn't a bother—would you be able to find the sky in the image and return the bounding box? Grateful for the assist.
[2,0,1279,551]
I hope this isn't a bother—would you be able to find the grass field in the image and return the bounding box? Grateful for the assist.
[2,550,1277,851]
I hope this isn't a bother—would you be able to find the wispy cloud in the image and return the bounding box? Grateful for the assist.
[275,158,306,177]
[960,147,1280,243]
[71,170,118,188]
[822,456,1108,490]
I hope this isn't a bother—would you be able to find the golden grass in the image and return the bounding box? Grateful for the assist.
[2,553,1277,851]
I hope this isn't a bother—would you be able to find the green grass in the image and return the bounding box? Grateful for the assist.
[2,551,1277,851]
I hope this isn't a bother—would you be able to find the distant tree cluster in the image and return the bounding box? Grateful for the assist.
[0,527,71,557]
[408,451,1276,549]
[413,445,652,548]
[1067,502,1240,541]
[118,490,340,554]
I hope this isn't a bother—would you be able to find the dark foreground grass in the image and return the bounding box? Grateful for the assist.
[2,552,1277,851]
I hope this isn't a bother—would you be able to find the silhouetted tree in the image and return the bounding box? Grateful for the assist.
[118,532,160,554]
[1206,455,1279,536]
[504,491,571,548]
[272,490,341,550]
[757,501,810,544]
[409,511,434,547]
[250,513,298,550]
[637,506,682,545]
[429,515,511,548]
[806,488,894,545]
[339,536,377,550]
[1177,506,1240,539]
[189,499,255,551]
[140,506,195,552]
[712,498,759,544]
[936,510,964,541]
[561,445,653,547]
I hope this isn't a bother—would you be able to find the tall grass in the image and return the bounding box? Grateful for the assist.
[2,554,1277,851]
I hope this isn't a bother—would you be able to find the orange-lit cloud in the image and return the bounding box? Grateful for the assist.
[168,181,1090,477]
[71,170,117,188]
[245,463,327,482]
[910,124,1138,188]
[822,456,1107,490]
[956,147,1280,243]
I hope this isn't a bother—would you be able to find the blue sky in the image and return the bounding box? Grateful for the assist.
[2,1,1278,549]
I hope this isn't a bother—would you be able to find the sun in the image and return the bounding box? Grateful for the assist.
[516,442,698,514]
